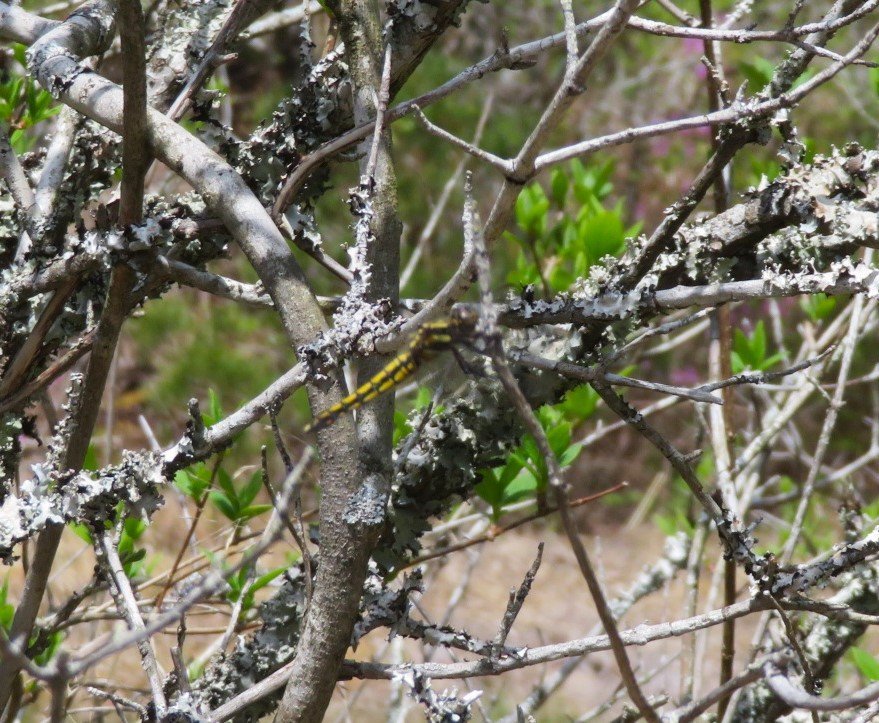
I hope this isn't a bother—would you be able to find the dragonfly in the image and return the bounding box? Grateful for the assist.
[305,307,479,433]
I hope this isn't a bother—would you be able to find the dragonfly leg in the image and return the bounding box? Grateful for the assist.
[452,347,486,378]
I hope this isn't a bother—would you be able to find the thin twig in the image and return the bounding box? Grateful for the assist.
[260,446,313,607]
[764,660,879,712]
[467,163,659,721]
[118,0,148,225]
[364,42,393,185]
[781,288,871,563]
[512,350,722,404]
[155,453,225,611]
[493,543,544,650]
[405,485,626,568]
[95,531,167,714]
[672,654,784,722]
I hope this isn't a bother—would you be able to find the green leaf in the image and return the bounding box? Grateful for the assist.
[498,456,525,485]
[559,384,600,422]
[0,603,12,632]
[216,468,237,500]
[209,490,238,521]
[570,158,614,204]
[12,44,26,68]
[226,574,246,602]
[730,350,745,375]
[559,443,583,468]
[514,184,549,237]
[550,167,569,206]
[17,79,58,128]
[32,630,63,666]
[871,67,879,97]
[201,389,223,427]
[123,516,146,540]
[252,566,285,592]
[69,522,93,545]
[536,404,562,428]
[506,248,542,290]
[9,129,28,155]
[800,293,836,321]
[740,57,775,92]
[864,497,879,520]
[316,0,335,18]
[239,504,273,521]
[506,448,530,471]
[546,422,572,458]
[570,158,591,203]
[579,208,626,268]
[652,509,694,537]
[393,409,411,446]
[762,352,784,370]
[0,577,14,631]
[174,468,211,500]
[83,445,99,472]
[731,321,780,372]
[202,549,221,570]
[188,660,205,681]
[752,321,767,362]
[414,386,432,409]
[475,469,505,513]
[123,559,145,579]
[240,472,264,508]
[851,647,879,681]
[476,449,536,520]
[519,435,542,466]
[654,512,675,537]
[501,469,539,506]
[740,58,812,94]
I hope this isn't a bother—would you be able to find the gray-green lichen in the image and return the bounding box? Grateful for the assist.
[192,566,308,721]
[400,670,481,723]
[232,33,350,205]
[735,564,879,721]
[0,449,164,563]
[375,378,521,574]
[146,0,235,110]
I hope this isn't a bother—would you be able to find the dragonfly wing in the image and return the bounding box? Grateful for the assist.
[304,315,476,433]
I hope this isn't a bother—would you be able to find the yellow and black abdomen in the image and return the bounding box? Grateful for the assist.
[304,349,420,433]
[304,315,473,433]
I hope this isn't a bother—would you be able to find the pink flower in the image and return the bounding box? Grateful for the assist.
[670,365,702,387]
[682,38,703,55]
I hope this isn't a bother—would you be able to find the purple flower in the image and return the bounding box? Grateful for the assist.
[670,365,701,387]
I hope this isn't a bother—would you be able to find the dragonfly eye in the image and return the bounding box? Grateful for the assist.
[450,305,478,330]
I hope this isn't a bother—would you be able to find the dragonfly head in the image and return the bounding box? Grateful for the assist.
[449,305,478,339]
